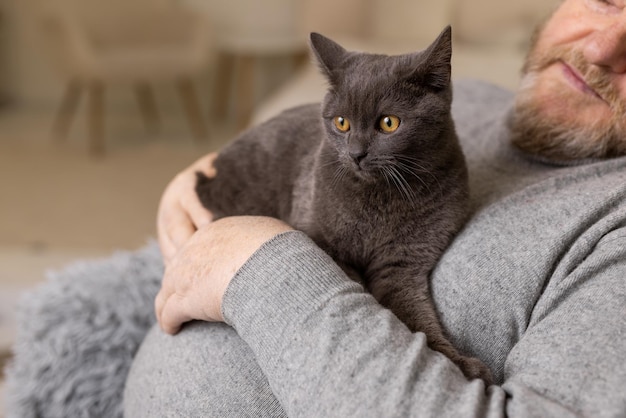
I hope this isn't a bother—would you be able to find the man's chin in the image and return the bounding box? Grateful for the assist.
[510,118,604,163]
[510,75,626,162]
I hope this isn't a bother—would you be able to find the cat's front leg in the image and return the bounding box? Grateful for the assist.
[336,262,366,288]
[366,270,493,384]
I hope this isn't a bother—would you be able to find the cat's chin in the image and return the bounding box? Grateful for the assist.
[348,167,380,183]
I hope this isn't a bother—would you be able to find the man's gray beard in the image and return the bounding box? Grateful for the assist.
[510,44,626,162]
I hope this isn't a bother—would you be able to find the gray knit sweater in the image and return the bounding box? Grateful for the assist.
[124,80,626,417]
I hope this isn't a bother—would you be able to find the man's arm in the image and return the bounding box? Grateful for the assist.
[222,229,626,417]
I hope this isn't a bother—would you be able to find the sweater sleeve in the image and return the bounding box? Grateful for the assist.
[222,230,626,417]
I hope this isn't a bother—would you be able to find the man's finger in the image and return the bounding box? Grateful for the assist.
[182,194,213,229]
[154,288,165,324]
[157,231,176,265]
[154,268,175,324]
[158,207,196,262]
[168,218,196,249]
[199,152,218,178]
[159,293,190,335]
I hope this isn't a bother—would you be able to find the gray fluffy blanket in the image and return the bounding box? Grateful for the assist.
[4,242,162,418]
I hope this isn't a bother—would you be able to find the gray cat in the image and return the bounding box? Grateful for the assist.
[196,26,492,383]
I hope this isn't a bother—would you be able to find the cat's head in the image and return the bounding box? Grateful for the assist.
[310,26,455,182]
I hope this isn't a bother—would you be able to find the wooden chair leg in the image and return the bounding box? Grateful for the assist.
[52,79,82,141]
[88,81,105,156]
[177,78,208,141]
[134,82,160,135]
[235,54,256,131]
[292,50,309,71]
[212,51,235,121]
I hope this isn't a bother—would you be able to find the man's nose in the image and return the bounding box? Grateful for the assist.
[583,20,626,73]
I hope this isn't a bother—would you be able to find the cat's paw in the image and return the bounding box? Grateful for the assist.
[458,356,494,385]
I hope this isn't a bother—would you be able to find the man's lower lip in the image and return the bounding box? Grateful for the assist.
[560,62,602,100]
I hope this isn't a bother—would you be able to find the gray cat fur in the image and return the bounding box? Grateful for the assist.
[195,26,491,382]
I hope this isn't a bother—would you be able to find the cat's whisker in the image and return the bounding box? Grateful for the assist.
[374,156,428,195]
[381,166,402,200]
[316,156,347,190]
[381,167,391,188]
[394,158,443,196]
[396,156,442,178]
[395,156,440,175]
[330,165,349,190]
[385,165,418,206]
[393,156,434,175]
[371,157,418,204]
[394,155,429,165]
[395,161,432,192]
[320,158,342,170]
[396,168,419,205]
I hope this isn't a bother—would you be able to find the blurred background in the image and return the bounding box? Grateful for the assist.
[0,0,560,410]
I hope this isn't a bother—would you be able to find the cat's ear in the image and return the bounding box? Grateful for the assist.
[408,25,452,91]
[310,32,348,83]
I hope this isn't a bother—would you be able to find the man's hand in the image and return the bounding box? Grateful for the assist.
[157,153,217,265]
[155,216,294,335]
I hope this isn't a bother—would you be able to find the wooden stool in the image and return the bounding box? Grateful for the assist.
[52,77,208,156]
[212,36,307,131]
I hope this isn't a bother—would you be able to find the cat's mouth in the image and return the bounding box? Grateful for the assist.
[351,165,371,177]
[343,154,390,182]
[349,161,390,184]
[346,159,376,180]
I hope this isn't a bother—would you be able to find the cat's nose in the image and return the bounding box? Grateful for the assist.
[349,150,368,166]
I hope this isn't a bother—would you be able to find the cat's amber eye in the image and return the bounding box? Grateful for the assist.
[379,115,401,133]
[334,116,350,132]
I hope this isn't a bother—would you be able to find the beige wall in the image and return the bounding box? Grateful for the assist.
[2,0,64,106]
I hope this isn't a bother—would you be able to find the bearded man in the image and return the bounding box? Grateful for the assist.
[7,1,626,416]
[512,0,626,161]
